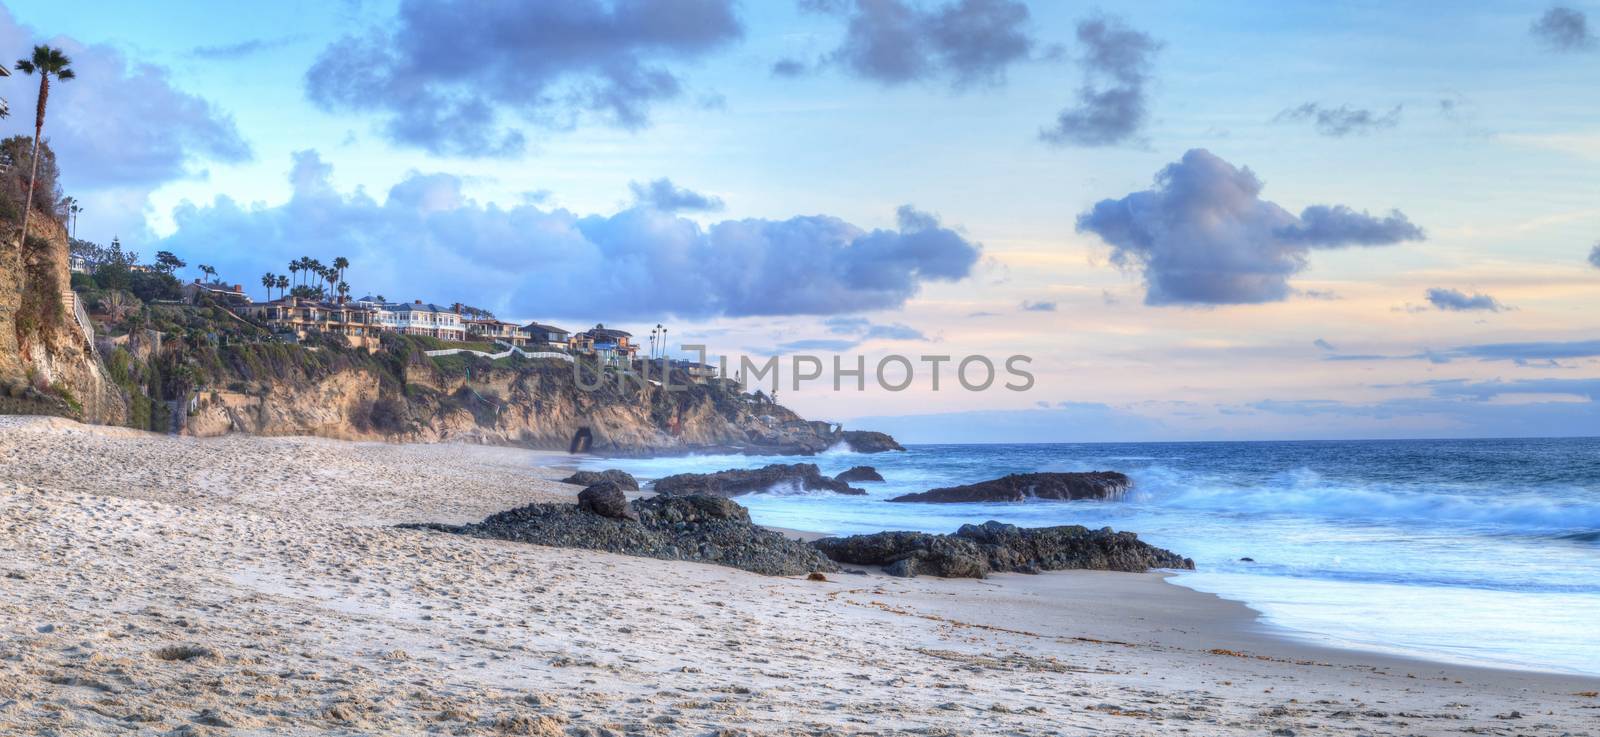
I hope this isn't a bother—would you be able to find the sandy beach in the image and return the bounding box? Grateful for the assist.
[1,415,1596,736]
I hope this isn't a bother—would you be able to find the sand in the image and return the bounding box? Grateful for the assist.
[1,415,1596,736]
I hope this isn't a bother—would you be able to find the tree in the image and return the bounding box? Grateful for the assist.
[275,274,289,299]
[12,45,75,296]
[332,256,349,284]
[153,251,185,274]
[288,259,301,287]
[261,272,276,300]
[199,264,217,283]
[337,281,350,302]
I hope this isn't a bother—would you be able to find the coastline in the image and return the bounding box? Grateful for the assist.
[2,415,1596,735]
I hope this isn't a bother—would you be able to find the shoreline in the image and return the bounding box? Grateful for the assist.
[3,415,1597,735]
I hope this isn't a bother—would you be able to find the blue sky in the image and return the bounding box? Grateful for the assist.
[2,0,1597,441]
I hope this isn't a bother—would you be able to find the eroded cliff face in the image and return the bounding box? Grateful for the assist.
[0,215,126,423]
[180,356,835,455]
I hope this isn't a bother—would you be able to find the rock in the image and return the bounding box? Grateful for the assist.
[806,572,829,581]
[401,495,837,577]
[833,465,885,483]
[1239,556,1255,562]
[888,471,1131,503]
[651,463,865,498]
[576,481,637,521]
[812,520,1192,579]
[839,430,905,453]
[560,469,640,490]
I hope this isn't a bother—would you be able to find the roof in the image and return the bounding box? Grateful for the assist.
[583,327,632,339]
[383,302,457,314]
[522,322,570,335]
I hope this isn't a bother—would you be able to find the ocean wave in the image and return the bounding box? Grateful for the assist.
[1128,465,1600,534]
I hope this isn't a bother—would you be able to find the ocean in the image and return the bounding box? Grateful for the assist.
[578,437,1600,676]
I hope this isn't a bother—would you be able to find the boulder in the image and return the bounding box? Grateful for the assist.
[577,481,637,521]
[833,465,885,483]
[651,463,866,498]
[560,469,640,490]
[888,471,1131,504]
[839,430,905,453]
[400,495,835,577]
[811,520,1192,579]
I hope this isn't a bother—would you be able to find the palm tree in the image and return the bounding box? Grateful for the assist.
[289,260,301,287]
[199,264,217,283]
[12,45,75,293]
[337,281,350,303]
[333,256,349,284]
[275,274,289,299]
[261,272,275,300]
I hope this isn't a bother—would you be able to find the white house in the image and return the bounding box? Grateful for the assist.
[377,300,467,341]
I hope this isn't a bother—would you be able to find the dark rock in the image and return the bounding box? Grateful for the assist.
[577,481,637,521]
[806,572,828,582]
[888,471,1131,504]
[560,469,640,490]
[651,463,865,498]
[812,520,1192,579]
[400,495,836,577]
[839,430,905,453]
[833,465,885,483]
[1239,557,1255,562]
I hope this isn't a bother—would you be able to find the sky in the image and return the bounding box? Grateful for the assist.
[1,0,1597,442]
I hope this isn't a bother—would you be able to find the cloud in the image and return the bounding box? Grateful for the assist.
[1425,287,1505,312]
[628,178,724,212]
[1040,16,1160,147]
[1020,300,1056,312]
[1589,241,1600,269]
[1451,339,1600,361]
[1075,149,1425,305]
[823,315,926,340]
[810,0,1035,88]
[0,8,252,242]
[303,0,743,157]
[770,58,809,77]
[151,152,980,320]
[1428,378,1600,401]
[1275,103,1401,136]
[1531,6,1595,52]
[1314,338,1337,351]
[774,338,860,352]
[190,35,302,59]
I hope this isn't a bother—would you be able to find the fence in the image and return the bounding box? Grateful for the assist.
[61,290,95,354]
[423,342,575,363]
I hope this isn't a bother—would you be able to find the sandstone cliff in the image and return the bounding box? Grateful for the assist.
[0,212,125,423]
[172,336,849,455]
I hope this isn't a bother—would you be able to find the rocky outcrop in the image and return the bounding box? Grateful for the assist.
[651,463,866,498]
[0,214,125,424]
[839,430,905,453]
[577,481,637,520]
[834,465,884,483]
[402,494,836,577]
[812,520,1193,579]
[561,469,640,490]
[177,349,900,457]
[888,471,1131,504]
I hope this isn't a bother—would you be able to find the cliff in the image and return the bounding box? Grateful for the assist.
[0,210,126,423]
[163,333,852,455]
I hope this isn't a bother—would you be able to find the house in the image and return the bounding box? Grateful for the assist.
[377,300,467,341]
[68,254,89,274]
[573,324,637,364]
[464,317,527,346]
[245,296,381,348]
[520,321,571,348]
[181,279,254,305]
